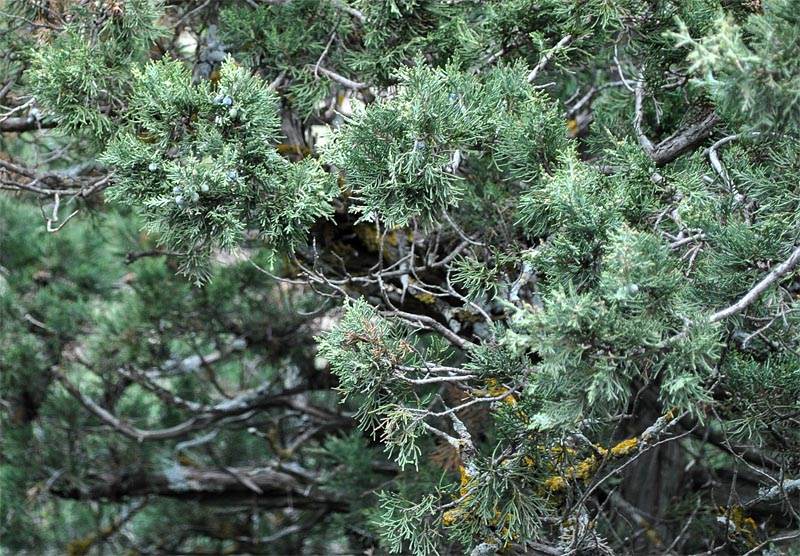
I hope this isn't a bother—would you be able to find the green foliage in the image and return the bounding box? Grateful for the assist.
[219,0,354,116]
[673,0,800,134]
[451,253,508,300]
[325,64,484,226]
[317,298,428,468]
[352,0,462,81]
[507,224,719,431]
[27,0,163,144]
[326,62,568,227]
[102,58,337,281]
[375,492,444,556]
[517,154,618,290]
[722,353,800,448]
[6,0,800,554]
[443,457,548,549]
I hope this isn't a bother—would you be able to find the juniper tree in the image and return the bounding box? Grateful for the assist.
[2,0,800,555]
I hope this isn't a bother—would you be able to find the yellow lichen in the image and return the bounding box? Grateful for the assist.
[354,223,382,251]
[67,537,94,556]
[459,465,473,496]
[276,143,311,158]
[645,527,663,547]
[177,454,201,467]
[610,437,638,457]
[479,379,524,413]
[459,465,469,485]
[546,445,578,464]
[442,509,459,526]
[567,119,580,137]
[544,476,567,492]
[386,227,399,246]
[538,438,641,494]
[574,455,600,481]
[412,292,437,304]
[456,309,482,323]
[549,445,578,457]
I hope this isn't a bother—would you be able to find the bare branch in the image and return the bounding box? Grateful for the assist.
[709,243,800,323]
[0,116,58,133]
[705,134,741,188]
[380,308,476,349]
[331,0,365,22]
[632,73,719,166]
[268,70,286,91]
[527,35,572,83]
[0,158,111,197]
[51,465,349,511]
[634,75,654,155]
[55,365,349,442]
[651,109,719,167]
[741,530,800,556]
[305,64,366,90]
[125,249,181,264]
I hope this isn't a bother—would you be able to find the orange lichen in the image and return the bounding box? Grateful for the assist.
[729,505,759,546]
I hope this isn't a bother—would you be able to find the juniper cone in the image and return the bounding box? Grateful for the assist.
[3,0,800,555]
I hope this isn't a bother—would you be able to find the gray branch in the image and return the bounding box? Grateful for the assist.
[0,116,58,133]
[52,464,349,511]
[55,366,350,442]
[709,243,800,323]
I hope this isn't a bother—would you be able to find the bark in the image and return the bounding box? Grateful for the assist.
[651,109,720,167]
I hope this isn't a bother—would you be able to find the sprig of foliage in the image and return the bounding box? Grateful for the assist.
[672,0,800,134]
[28,0,164,144]
[102,58,336,281]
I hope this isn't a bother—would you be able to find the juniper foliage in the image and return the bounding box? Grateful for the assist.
[2,0,800,555]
